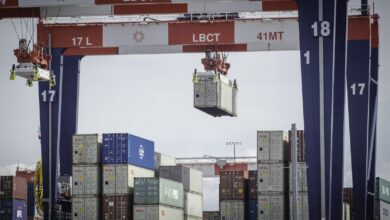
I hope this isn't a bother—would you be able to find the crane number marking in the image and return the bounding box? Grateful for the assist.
[311,21,331,37]
[41,90,56,102]
[350,83,365,96]
[72,37,93,46]
[257,32,284,41]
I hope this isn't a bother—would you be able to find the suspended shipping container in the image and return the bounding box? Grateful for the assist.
[289,192,309,220]
[184,192,203,218]
[102,133,154,170]
[257,193,286,220]
[257,131,288,162]
[103,195,131,220]
[103,164,154,195]
[159,166,203,194]
[72,165,101,195]
[133,205,184,220]
[220,200,246,220]
[154,152,176,172]
[203,211,220,220]
[257,163,286,192]
[134,177,184,208]
[72,134,102,164]
[72,197,100,220]
[289,162,307,192]
[0,199,26,220]
[193,72,237,117]
[0,176,27,201]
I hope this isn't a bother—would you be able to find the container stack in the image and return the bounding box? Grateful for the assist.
[133,177,184,220]
[71,134,102,220]
[154,152,176,175]
[257,130,288,220]
[219,170,248,220]
[159,166,203,220]
[375,177,390,220]
[203,211,220,220]
[289,130,309,220]
[248,170,257,220]
[102,133,155,220]
[0,176,27,220]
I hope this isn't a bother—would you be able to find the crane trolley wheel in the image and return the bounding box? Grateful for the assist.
[34,159,44,217]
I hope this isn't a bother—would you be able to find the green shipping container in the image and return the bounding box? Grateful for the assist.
[134,177,184,208]
[376,177,390,203]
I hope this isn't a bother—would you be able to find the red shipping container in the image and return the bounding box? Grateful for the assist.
[103,195,131,220]
[248,171,257,200]
[219,170,248,200]
[0,176,27,201]
[288,130,306,162]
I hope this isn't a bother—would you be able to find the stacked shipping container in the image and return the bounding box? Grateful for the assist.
[375,177,390,220]
[159,166,203,220]
[102,133,155,220]
[203,211,220,220]
[219,170,247,220]
[133,177,184,220]
[248,170,257,220]
[0,176,27,220]
[71,134,102,220]
[257,130,288,220]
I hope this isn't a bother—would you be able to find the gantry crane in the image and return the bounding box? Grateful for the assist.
[0,0,379,220]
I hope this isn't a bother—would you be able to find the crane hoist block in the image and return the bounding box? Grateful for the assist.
[194,71,237,117]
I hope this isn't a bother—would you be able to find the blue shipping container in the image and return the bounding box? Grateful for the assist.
[249,200,257,220]
[102,133,155,170]
[0,199,27,220]
[27,183,35,217]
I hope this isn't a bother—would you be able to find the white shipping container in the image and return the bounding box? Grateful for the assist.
[343,203,351,220]
[258,194,285,220]
[257,163,285,192]
[159,166,203,194]
[154,152,176,171]
[257,131,288,162]
[220,200,245,220]
[289,162,308,192]
[184,192,203,217]
[72,197,100,220]
[377,200,390,220]
[184,215,202,220]
[72,165,101,195]
[103,164,154,195]
[72,134,102,164]
[289,193,309,220]
[133,205,184,220]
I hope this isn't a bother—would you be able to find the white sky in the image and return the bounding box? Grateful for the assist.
[0,0,389,211]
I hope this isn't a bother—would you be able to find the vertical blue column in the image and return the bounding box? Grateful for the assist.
[296,0,348,218]
[39,49,82,219]
[346,15,371,220]
[366,16,379,220]
[330,0,349,219]
[38,48,65,220]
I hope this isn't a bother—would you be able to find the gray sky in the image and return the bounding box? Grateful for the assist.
[0,0,389,211]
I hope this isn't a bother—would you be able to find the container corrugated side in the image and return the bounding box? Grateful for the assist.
[289,162,308,192]
[220,200,245,220]
[219,171,232,200]
[72,165,101,195]
[184,215,202,220]
[184,192,203,217]
[102,133,155,170]
[72,197,100,220]
[289,192,309,220]
[257,131,288,162]
[154,152,176,172]
[203,211,220,220]
[376,200,390,220]
[159,166,203,194]
[376,177,390,203]
[103,164,154,195]
[0,176,27,201]
[72,134,102,164]
[258,193,286,220]
[133,205,184,220]
[257,163,285,192]
[103,195,130,220]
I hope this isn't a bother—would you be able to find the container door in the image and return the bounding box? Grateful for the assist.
[115,134,123,164]
[133,206,147,220]
[117,195,129,220]
[73,135,85,164]
[159,205,183,220]
[194,81,206,107]
[205,80,217,107]
[103,134,115,164]
[103,196,115,220]
[271,195,285,220]
[257,131,271,161]
[258,195,271,220]
[271,163,284,192]
[220,81,233,112]
[270,131,284,161]
[72,198,85,220]
[116,165,129,194]
[103,165,116,195]
[85,166,99,195]
[85,197,99,220]
[147,178,159,204]
[72,166,85,194]
[257,164,271,192]
[158,166,171,180]
[85,135,99,164]
[13,200,26,220]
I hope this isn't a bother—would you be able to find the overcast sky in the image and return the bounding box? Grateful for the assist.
[0,0,389,211]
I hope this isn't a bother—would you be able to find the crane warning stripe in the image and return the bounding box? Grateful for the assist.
[262,0,297,11]
[169,22,234,45]
[38,25,103,48]
[96,0,170,4]
[114,3,187,15]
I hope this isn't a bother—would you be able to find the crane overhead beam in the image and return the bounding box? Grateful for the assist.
[0,0,297,18]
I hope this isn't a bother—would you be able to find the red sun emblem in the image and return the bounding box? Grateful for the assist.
[133,31,145,43]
